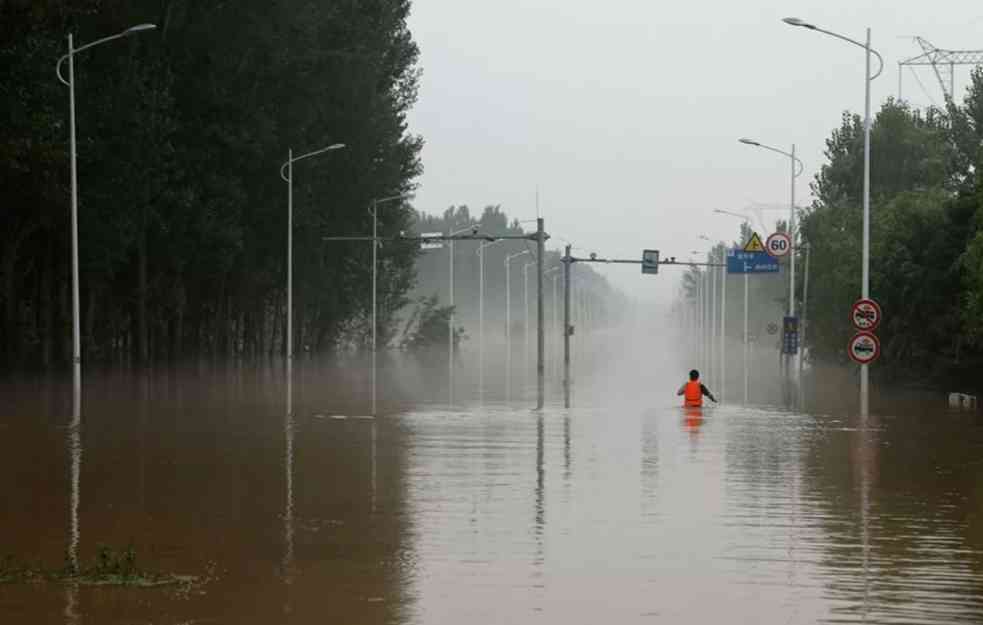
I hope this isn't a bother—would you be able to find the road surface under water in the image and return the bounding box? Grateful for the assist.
[3,349,983,623]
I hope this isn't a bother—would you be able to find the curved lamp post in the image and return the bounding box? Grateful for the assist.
[57,23,157,416]
[715,209,754,403]
[447,223,475,404]
[505,250,531,401]
[783,16,884,413]
[476,240,502,399]
[368,193,412,415]
[738,137,804,375]
[279,143,346,387]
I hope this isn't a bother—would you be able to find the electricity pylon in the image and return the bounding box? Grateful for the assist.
[898,37,983,104]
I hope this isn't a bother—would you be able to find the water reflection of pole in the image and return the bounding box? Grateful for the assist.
[534,415,545,556]
[66,388,82,625]
[860,412,873,619]
[370,421,377,515]
[283,370,294,579]
[68,402,81,573]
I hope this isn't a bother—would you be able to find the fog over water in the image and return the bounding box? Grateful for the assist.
[4,311,983,624]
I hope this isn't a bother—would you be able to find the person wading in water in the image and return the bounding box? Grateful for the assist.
[676,369,717,407]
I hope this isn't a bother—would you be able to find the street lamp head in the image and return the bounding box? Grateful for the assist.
[782,17,815,29]
[124,24,157,35]
[327,143,346,150]
[738,138,760,146]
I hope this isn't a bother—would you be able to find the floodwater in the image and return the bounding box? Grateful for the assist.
[3,348,983,623]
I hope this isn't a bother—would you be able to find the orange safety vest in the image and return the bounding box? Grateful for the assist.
[683,380,703,407]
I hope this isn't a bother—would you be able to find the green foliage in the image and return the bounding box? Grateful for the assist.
[1,545,196,588]
[400,294,464,354]
[0,0,423,369]
[797,76,983,387]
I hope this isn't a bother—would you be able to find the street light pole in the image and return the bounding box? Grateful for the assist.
[563,245,572,408]
[536,218,545,410]
[369,193,411,415]
[56,23,157,417]
[524,260,536,393]
[719,249,726,401]
[738,137,804,376]
[505,250,530,401]
[477,240,501,401]
[280,143,346,389]
[714,208,754,402]
[447,224,474,405]
[782,17,883,414]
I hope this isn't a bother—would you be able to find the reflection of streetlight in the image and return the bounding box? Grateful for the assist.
[56,23,157,417]
[280,144,346,379]
[738,137,804,376]
[783,16,884,414]
[369,193,412,415]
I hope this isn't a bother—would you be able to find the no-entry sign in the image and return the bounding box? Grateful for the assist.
[848,331,880,365]
[851,298,882,331]
[765,232,791,258]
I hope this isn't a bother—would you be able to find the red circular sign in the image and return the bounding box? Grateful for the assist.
[765,232,792,258]
[848,331,880,365]
[851,298,882,331]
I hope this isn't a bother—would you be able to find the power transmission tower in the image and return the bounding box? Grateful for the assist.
[898,37,983,104]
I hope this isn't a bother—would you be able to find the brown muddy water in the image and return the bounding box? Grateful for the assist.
[3,359,983,624]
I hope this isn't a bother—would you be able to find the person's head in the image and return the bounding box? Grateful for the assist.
[689,369,699,381]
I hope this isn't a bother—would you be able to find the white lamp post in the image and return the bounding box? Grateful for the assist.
[505,250,530,401]
[369,193,412,415]
[738,137,804,376]
[523,260,537,387]
[279,143,346,381]
[447,224,474,405]
[783,16,883,413]
[476,240,502,400]
[715,209,753,403]
[56,23,157,416]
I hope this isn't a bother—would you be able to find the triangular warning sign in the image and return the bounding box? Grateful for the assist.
[743,232,765,253]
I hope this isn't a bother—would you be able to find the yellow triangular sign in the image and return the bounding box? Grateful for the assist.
[743,232,766,253]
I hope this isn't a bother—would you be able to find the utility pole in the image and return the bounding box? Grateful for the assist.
[719,250,726,401]
[563,245,572,409]
[537,218,545,410]
[800,244,811,378]
[449,233,454,405]
[744,272,749,404]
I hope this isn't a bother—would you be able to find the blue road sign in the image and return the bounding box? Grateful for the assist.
[726,249,779,274]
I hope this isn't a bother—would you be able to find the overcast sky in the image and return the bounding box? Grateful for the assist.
[407,0,982,299]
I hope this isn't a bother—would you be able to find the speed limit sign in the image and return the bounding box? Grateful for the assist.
[765,232,791,258]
